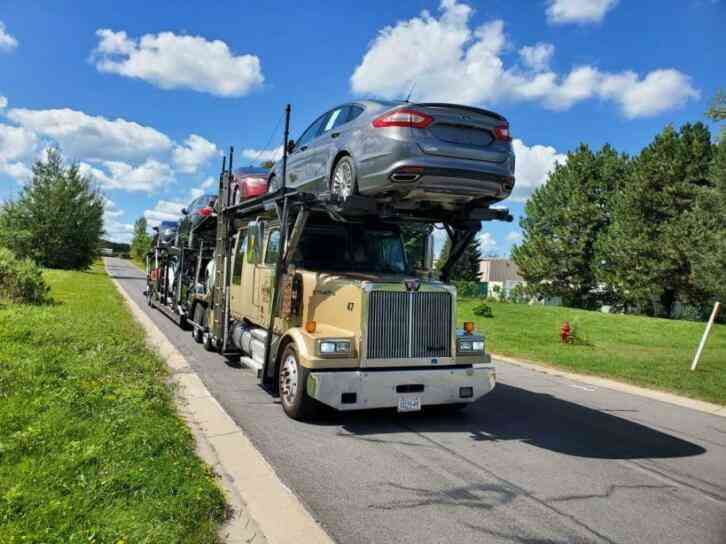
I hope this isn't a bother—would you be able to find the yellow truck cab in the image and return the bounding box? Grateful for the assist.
[216,211,495,419]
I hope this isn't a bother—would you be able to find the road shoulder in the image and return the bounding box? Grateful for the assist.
[106,260,334,544]
[493,353,726,419]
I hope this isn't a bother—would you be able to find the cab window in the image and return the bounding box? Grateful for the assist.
[232,231,247,285]
[265,229,281,265]
[246,230,257,263]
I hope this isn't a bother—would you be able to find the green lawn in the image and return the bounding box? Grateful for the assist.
[0,263,226,543]
[459,300,726,405]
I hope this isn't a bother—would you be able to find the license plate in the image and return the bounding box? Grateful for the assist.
[398,397,421,413]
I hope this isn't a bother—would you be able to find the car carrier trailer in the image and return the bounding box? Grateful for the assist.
[147,105,513,419]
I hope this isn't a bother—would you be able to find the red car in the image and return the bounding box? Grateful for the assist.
[231,166,269,204]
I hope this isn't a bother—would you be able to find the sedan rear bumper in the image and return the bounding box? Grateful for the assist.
[359,152,515,203]
[306,364,496,411]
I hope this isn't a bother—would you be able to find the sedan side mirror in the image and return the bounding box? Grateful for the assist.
[181,208,189,215]
[286,139,296,154]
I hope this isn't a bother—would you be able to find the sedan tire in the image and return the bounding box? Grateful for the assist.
[330,156,357,203]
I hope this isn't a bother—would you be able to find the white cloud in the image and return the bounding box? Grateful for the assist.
[597,69,700,118]
[519,43,554,72]
[0,123,38,162]
[0,122,38,183]
[79,159,174,192]
[102,198,134,243]
[506,230,523,243]
[200,176,216,190]
[173,134,219,174]
[0,96,7,109]
[511,139,567,202]
[350,1,698,118]
[477,231,498,254]
[144,199,185,227]
[7,107,172,162]
[0,160,31,182]
[92,29,264,97]
[239,145,283,163]
[546,0,618,24]
[0,21,18,52]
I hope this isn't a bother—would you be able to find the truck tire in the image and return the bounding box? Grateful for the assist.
[202,330,216,352]
[192,304,204,343]
[278,344,317,420]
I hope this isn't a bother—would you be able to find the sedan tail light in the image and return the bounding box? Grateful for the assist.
[494,124,512,141]
[372,109,433,129]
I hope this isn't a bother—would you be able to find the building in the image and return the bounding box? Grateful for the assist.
[479,258,524,298]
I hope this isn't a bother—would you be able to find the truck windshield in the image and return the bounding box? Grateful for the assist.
[293,224,406,274]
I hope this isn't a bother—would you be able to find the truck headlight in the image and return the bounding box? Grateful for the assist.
[457,338,484,353]
[317,339,352,357]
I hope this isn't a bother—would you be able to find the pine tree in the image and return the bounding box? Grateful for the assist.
[512,144,628,309]
[435,232,481,281]
[0,148,104,270]
[683,136,726,308]
[596,123,713,317]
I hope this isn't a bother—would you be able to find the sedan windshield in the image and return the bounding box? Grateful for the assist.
[293,224,406,274]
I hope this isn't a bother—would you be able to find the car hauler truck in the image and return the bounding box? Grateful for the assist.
[178,110,512,419]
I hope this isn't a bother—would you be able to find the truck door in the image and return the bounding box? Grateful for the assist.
[229,229,247,317]
[258,227,281,325]
[240,221,263,323]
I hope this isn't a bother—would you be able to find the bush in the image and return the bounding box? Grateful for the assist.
[472,302,494,318]
[0,247,50,304]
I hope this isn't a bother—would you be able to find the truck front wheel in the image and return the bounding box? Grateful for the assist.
[278,345,317,420]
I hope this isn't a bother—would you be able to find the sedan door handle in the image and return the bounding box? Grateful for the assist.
[299,145,308,151]
[330,132,340,139]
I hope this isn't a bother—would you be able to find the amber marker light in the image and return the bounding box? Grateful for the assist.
[305,320,317,333]
[463,321,475,335]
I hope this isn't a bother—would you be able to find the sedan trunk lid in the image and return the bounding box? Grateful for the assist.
[410,103,511,163]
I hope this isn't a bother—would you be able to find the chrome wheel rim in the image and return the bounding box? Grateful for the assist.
[332,161,353,200]
[280,354,298,406]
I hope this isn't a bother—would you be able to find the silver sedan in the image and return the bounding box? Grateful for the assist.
[270,100,515,213]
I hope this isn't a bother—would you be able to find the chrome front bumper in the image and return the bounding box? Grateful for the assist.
[306,364,496,411]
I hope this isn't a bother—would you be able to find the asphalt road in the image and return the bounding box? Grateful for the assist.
[107,258,726,544]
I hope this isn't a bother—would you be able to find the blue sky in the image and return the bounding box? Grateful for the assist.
[0,0,723,254]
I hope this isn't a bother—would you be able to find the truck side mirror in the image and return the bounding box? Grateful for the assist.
[286,139,296,154]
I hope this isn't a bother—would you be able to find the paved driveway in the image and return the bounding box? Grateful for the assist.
[108,257,726,544]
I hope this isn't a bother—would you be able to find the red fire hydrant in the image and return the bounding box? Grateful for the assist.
[560,321,571,344]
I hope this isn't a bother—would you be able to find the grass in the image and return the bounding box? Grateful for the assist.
[0,263,226,543]
[459,300,726,405]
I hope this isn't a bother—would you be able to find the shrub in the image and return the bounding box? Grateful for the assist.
[472,302,494,318]
[0,247,50,304]
[567,317,591,346]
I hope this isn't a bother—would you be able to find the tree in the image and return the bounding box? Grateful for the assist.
[706,89,726,141]
[512,144,629,309]
[130,217,152,261]
[596,123,714,317]
[0,148,104,270]
[682,135,726,308]
[435,231,481,281]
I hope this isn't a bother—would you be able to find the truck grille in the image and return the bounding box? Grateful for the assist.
[366,291,452,359]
